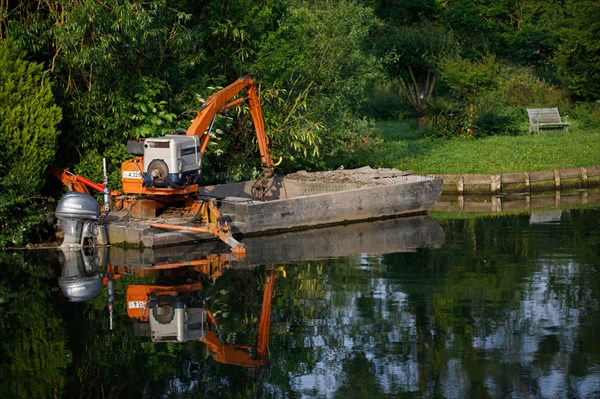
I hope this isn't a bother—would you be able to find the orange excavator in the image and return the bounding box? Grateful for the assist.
[120,75,275,197]
[123,263,278,367]
[52,75,277,254]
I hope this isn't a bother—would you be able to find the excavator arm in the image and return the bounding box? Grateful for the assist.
[201,266,277,367]
[187,75,274,171]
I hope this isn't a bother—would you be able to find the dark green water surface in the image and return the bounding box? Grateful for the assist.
[1,207,599,398]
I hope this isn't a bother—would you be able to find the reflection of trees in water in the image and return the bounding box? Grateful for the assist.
[282,211,600,398]
[1,209,598,398]
[470,260,600,398]
[0,251,69,399]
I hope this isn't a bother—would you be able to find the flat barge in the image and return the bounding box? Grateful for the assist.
[101,167,443,248]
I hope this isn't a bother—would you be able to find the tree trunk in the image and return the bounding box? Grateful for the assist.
[399,68,436,130]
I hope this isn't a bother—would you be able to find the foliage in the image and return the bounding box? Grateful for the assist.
[437,53,501,135]
[438,55,569,137]
[0,177,47,248]
[73,143,128,193]
[129,77,177,140]
[360,83,406,121]
[437,0,599,102]
[483,64,569,108]
[440,0,522,58]
[439,54,501,100]
[253,0,383,171]
[473,109,521,138]
[0,38,62,194]
[564,102,600,130]
[422,96,467,138]
[551,0,600,101]
[0,38,61,247]
[201,0,286,77]
[8,0,209,161]
[372,0,441,25]
[377,22,458,124]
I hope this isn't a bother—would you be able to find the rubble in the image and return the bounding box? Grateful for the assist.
[285,166,414,186]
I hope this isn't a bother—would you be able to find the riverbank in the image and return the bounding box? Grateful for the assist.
[373,121,600,174]
[438,166,600,194]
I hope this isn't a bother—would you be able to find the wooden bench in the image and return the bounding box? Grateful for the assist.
[527,108,570,133]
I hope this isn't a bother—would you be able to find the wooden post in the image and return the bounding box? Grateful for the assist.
[554,170,561,190]
[457,175,464,194]
[491,174,501,194]
[581,167,588,188]
[491,195,502,212]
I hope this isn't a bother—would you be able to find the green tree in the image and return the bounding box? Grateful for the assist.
[377,22,458,129]
[6,0,212,179]
[253,0,383,171]
[201,0,286,78]
[371,0,441,25]
[437,53,501,134]
[551,0,600,100]
[0,38,61,247]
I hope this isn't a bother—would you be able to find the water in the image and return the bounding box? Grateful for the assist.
[1,207,599,399]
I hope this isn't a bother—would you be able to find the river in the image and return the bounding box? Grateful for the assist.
[0,205,599,398]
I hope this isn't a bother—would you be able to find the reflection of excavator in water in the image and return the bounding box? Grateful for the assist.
[52,75,278,254]
[123,263,278,367]
[57,245,277,367]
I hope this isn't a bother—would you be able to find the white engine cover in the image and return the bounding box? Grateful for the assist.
[143,135,201,187]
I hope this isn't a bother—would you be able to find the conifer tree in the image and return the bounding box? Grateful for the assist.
[0,38,62,246]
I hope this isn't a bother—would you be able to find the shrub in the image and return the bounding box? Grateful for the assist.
[423,96,468,138]
[488,65,569,108]
[361,85,405,120]
[439,54,501,99]
[474,109,521,137]
[563,102,600,129]
[0,38,62,247]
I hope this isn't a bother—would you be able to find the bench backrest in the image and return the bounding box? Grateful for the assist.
[527,108,561,123]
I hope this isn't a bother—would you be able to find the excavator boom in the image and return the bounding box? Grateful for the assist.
[187,75,274,169]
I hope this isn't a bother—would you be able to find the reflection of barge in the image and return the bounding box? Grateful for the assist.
[56,213,444,367]
[108,214,445,267]
[56,214,444,304]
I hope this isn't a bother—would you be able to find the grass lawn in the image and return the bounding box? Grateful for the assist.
[371,120,600,174]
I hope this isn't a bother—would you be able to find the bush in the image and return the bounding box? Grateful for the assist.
[474,109,521,137]
[361,86,405,120]
[0,176,47,248]
[487,65,569,108]
[0,38,62,247]
[423,96,468,138]
[563,102,600,129]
